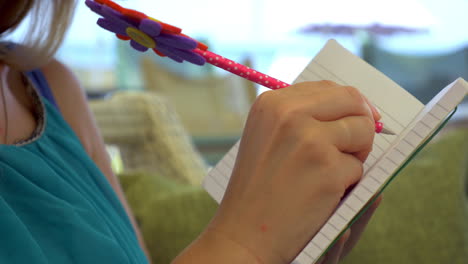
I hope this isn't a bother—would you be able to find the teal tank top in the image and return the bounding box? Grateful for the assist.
[0,70,148,263]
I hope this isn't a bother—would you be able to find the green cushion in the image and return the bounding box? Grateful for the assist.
[120,129,468,264]
[343,129,468,264]
[119,172,218,264]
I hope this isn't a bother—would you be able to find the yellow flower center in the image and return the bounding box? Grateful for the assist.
[126,27,156,49]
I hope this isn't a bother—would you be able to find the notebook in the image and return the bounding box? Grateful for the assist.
[202,39,468,263]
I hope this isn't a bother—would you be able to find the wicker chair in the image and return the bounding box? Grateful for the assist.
[89,91,208,185]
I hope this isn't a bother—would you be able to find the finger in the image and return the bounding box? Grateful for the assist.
[362,96,381,121]
[312,86,374,121]
[320,230,350,264]
[280,85,374,122]
[333,152,364,191]
[341,195,383,258]
[288,80,341,94]
[324,116,375,160]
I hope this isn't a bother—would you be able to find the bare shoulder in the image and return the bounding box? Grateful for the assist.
[39,59,134,212]
[40,59,97,155]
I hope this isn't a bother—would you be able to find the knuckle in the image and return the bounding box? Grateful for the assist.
[253,90,274,107]
[277,105,301,125]
[342,117,374,140]
[341,86,371,115]
[318,80,338,88]
[338,118,353,140]
[292,80,338,89]
[251,90,276,114]
[343,85,364,103]
[300,136,336,164]
[275,104,307,131]
[277,111,296,132]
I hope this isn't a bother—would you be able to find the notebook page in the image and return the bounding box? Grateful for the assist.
[295,78,468,264]
[203,39,424,203]
[296,40,423,126]
[293,40,424,172]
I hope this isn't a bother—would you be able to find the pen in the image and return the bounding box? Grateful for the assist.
[87,0,396,135]
[194,49,396,135]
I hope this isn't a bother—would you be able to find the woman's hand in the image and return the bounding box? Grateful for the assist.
[207,81,381,264]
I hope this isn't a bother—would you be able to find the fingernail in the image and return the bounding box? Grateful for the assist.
[374,106,381,115]
[371,105,382,120]
[362,96,381,120]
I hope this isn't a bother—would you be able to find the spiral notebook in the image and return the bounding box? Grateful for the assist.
[202,39,468,263]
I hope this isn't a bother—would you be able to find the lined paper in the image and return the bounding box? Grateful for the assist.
[202,39,468,263]
[296,78,468,263]
[204,39,424,202]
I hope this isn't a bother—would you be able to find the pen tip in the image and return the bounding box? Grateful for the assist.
[381,127,396,135]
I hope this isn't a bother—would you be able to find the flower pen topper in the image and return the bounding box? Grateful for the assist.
[85,0,289,90]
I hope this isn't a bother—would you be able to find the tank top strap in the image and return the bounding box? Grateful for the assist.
[25,69,59,110]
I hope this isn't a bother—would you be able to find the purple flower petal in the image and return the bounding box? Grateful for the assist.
[86,1,129,32]
[157,43,206,65]
[139,19,162,38]
[97,18,128,36]
[119,14,140,27]
[155,45,184,63]
[87,0,204,66]
[100,5,132,29]
[172,49,206,65]
[130,40,149,52]
[155,34,198,50]
[85,0,105,16]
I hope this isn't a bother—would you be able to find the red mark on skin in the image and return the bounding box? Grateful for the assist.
[260,224,268,232]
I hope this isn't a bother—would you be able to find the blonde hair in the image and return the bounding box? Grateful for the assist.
[0,0,77,70]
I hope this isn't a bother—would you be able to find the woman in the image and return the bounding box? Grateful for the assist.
[0,1,381,263]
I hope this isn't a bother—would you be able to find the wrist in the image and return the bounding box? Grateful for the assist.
[172,227,263,264]
[205,227,265,264]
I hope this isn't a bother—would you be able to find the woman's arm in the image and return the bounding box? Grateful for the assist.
[41,59,152,263]
[41,60,381,264]
[175,81,382,264]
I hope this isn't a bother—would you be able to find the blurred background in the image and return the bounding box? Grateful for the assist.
[53,0,468,166]
[12,0,468,167]
[3,0,463,168]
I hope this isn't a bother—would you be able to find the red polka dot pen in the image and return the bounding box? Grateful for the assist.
[193,49,290,90]
[192,49,395,135]
[86,0,395,135]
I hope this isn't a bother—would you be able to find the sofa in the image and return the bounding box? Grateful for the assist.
[91,92,468,264]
